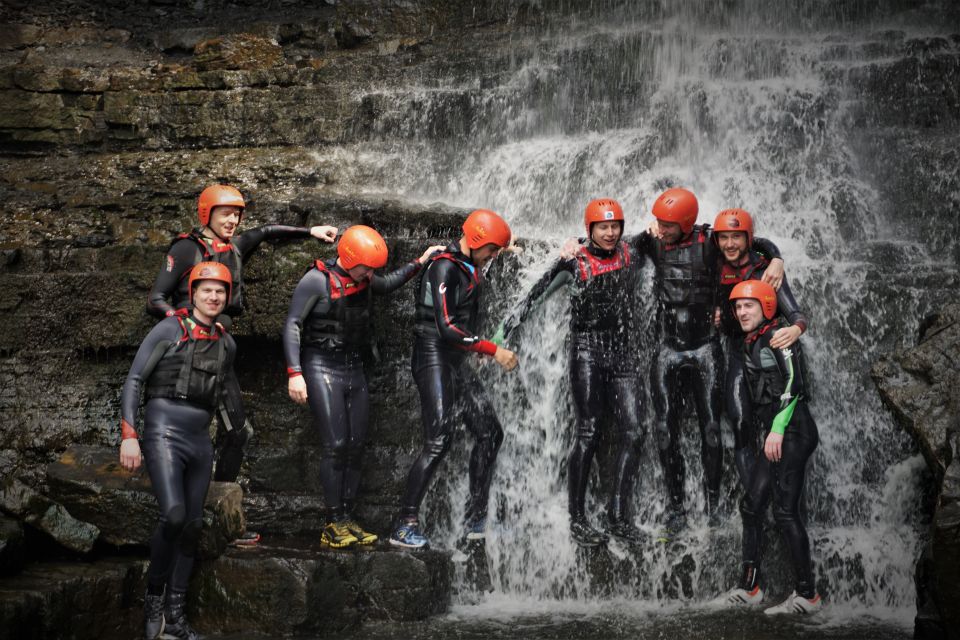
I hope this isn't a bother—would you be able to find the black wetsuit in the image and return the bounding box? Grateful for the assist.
[738,319,818,598]
[634,226,780,515]
[146,225,315,482]
[717,250,808,485]
[120,312,236,595]
[502,241,645,524]
[283,257,422,520]
[399,244,503,526]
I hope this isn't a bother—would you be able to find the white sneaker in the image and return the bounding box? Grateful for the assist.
[709,585,764,608]
[764,591,822,615]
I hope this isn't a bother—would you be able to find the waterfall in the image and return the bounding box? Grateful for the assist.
[335,0,958,625]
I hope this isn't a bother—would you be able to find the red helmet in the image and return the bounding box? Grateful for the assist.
[729,280,777,320]
[198,185,245,227]
[713,208,754,246]
[462,209,512,250]
[338,225,388,269]
[584,199,624,235]
[652,188,698,235]
[188,261,233,302]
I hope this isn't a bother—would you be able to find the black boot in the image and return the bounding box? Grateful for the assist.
[163,591,199,640]
[607,519,646,545]
[143,587,165,640]
[570,516,608,547]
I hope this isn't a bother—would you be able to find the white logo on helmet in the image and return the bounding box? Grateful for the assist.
[604,211,615,220]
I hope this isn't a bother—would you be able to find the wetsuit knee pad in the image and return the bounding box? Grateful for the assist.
[772,503,802,526]
[739,496,762,525]
[345,443,365,468]
[424,434,452,458]
[704,421,721,448]
[161,504,187,542]
[179,518,204,556]
[319,443,348,470]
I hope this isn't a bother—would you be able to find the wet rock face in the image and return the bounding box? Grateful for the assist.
[872,304,960,638]
[0,477,100,554]
[191,543,451,635]
[45,445,244,558]
[0,516,24,576]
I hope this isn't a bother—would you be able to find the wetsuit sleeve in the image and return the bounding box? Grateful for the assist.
[119,318,182,438]
[146,240,199,319]
[769,340,806,435]
[502,259,574,338]
[624,231,656,257]
[753,237,782,261]
[427,259,497,355]
[282,269,330,377]
[370,260,422,295]
[776,275,808,333]
[233,225,312,260]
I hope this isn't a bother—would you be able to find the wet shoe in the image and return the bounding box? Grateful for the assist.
[657,508,687,542]
[389,520,429,549]
[144,588,165,639]
[465,519,486,541]
[230,530,261,547]
[570,517,608,547]
[606,519,646,545]
[320,521,358,549]
[710,585,765,608]
[162,591,198,640]
[764,591,822,615]
[342,518,378,545]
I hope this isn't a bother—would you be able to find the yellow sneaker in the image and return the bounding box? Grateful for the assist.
[320,521,358,549]
[342,519,378,545]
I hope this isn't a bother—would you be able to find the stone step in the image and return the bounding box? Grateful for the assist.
[191,540,451,636]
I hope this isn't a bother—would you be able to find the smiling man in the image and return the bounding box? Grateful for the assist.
[145,184,337,545]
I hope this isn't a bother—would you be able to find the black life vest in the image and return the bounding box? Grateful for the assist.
[656,225,714,307]
[413,250,482,338]
[743,319,789,405]
[570,243,635,335]
[302,260,373,349]
[171,229,244,315]
[145,315,227,410]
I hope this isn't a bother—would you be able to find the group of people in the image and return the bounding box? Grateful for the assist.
[118,184,821,639]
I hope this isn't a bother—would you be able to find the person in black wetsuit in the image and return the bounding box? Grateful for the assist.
[498,199,648,547]
[120,262,237,640]
[283,225,444,549]
[644,188,784,536]
[389,209,519,550]
[712,279,821,615]
[146,184,336,544]
[712,208,808,488]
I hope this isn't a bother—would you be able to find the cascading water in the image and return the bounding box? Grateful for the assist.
[334,0,958,629]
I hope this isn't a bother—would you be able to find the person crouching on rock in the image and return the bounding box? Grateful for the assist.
[120,262,238,640]
[712,280,822,615]
[283,225,444,549]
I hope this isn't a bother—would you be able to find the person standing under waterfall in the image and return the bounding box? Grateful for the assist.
[119,262,238,640]
[713,280,821,615]
[497,198,648,547]
[146,184,337,545]
[563,188,783,538]
[283,225,443,549]
[390,209,519,550]
[712,208,807,490]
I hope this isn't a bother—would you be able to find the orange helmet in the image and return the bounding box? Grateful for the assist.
[729,280,777,320]
[462,209,512,250]
[713,208,754,245]
[338,225,389,269]
[188,261,233,302]
[198,185,245,227]
[584,198,624,235]
[652,188,698,235]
